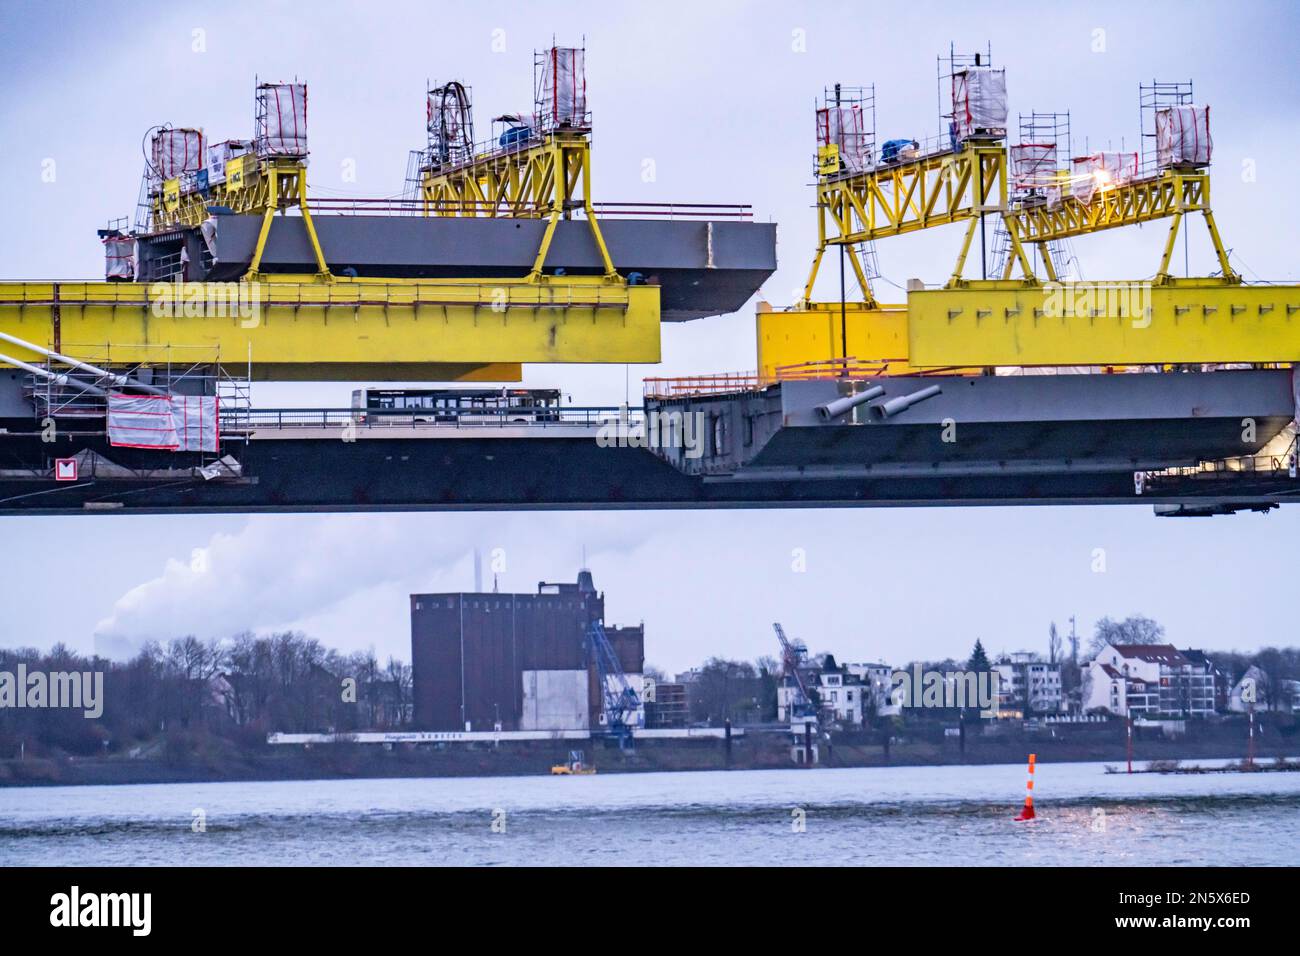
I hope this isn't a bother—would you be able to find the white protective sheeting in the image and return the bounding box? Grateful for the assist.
[259,83,308,156]
[539,47,586,128]
[817,105,870,172]
[107,394,219,453]
[199,216,219,261]
[206,139,252,185]
[1071,151,1138,204]
[1010,143,1057,193]
[103,237,134,280]
[171,395,219,452]
[151,128,204,180]
[951,69,1007,142]
[1156,105,1212,168]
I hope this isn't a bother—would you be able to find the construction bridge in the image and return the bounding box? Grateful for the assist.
[0,46,1297,517]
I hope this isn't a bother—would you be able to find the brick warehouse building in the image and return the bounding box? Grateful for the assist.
[411,570,644,731]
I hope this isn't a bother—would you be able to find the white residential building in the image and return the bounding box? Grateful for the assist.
[992,653,1064,717]
[1085,644,1215,718]
[845,662,901,717]
[817,670,866,726]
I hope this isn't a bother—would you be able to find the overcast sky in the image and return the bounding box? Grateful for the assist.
[1,0,1297,673]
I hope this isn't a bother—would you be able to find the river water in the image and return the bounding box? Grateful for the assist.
[2,760,1298,866]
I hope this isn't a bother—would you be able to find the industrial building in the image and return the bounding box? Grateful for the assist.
[411,570,644,733]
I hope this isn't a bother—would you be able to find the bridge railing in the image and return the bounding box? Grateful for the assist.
[306,196,754,219]
[222,405,642,431]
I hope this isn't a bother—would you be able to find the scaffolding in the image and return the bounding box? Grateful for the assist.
[1139,80,1194,178]
[20,343,249,457]
[816,84,875,175]
[992,111,1078,279]
[534,41,590,135]
[938,43,999,146]
[814,85,882,294]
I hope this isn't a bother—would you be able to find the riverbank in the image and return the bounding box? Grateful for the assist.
[2,724,1295,787]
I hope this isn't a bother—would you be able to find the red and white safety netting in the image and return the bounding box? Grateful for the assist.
[1010,143,1057,192]
[1156,105,1211,168]
[258,83,308,156]
[539,47,586,129]
[151,128,205,180]
[102,237,134,280]
[951,68,1007,142]
[107,394,219,453]
[1071,151,1138,204]
[817,105,870,172]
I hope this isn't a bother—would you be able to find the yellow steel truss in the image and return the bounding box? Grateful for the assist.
[802,141,1034,306]
[1005,169,1238,284]
[152,157,330,280]
[420,129,619,282]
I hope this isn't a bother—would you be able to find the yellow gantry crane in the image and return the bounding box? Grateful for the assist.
[418,56,619,283]
[0,54,661,383]
[146,82,329,279]
[803,133,1033,306]
[760,59,1300,379]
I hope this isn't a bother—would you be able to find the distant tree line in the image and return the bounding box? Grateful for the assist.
[0,633,411,759]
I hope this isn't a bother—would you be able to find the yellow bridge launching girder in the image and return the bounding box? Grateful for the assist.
[758,281,1300,375]
[1004,169,1238,284]
[0,274,659,381]
[153,156,330,280]
[907,280,1300,367]
[803,140,1035,307]
[420,129,618,282]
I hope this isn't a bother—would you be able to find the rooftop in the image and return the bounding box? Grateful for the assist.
[1110,644,1187,666]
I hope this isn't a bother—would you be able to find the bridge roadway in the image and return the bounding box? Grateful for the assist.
[0,406,1294,515]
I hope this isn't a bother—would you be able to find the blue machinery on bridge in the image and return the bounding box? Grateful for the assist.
[0,42,1297,515]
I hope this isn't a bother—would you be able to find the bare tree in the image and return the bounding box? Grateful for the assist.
[1088,615,1165,656]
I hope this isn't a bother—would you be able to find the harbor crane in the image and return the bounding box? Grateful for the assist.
[588,621,642,747]
[774,623,817,719]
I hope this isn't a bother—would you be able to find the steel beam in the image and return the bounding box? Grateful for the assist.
[908,282,1300,367]
[0,276,660,377]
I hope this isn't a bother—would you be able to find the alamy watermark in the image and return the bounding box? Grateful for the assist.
[50,886,150,936]
[1043,280,1152,328]
[150,279,263,327]
[0,664,103,718]
[596,408,705,459]
[890,665,1001,718]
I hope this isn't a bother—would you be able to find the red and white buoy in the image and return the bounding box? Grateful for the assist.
[1014,753,1037,821]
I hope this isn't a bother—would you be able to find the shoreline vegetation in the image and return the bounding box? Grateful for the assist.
[1105,757,1299,774]
[3,634,1298,789]
[3,730,1297,788]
